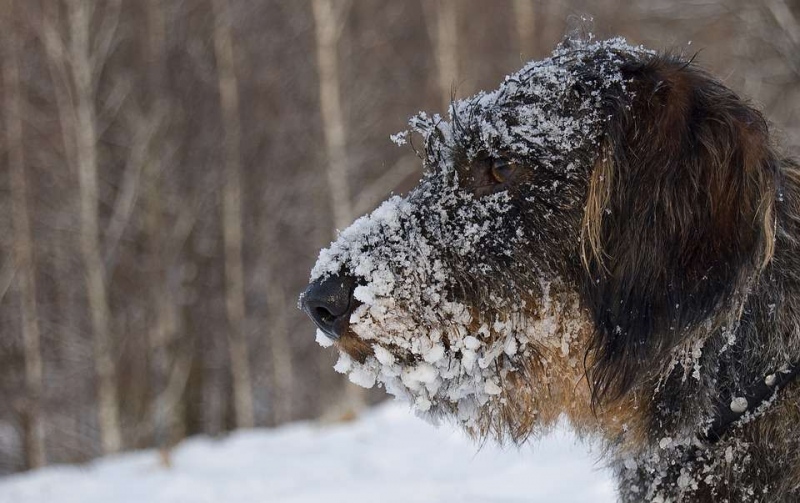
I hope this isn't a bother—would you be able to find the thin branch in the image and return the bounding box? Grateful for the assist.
[39,3,78,170]
[96,77,133,137]
[132,349,194,443]
[104,107,165,272]
[766,0,800,48]
[91,0,123,91]
[0,265,16,306]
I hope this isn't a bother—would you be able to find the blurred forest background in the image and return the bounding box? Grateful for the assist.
[0,0,798,474]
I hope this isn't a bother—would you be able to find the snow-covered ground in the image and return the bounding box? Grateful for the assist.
[0,403,616,503]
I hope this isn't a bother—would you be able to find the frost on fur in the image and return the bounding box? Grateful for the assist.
[309,38,646,433]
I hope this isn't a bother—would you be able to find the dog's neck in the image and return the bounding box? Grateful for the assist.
[704,159,800,439]
[703,362,800,443]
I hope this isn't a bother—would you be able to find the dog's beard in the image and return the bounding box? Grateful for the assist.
[328,277,588,431]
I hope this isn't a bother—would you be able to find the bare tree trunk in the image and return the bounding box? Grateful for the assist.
[541,2,562,49]
[211,0,255,429]
[254,183,295,425]
[424,0,459,113]
[140,0,184,451]
[311,0,367,419]
[3,0,46,468]
[66,0,123,454]
[250,170,295,425]
[140,149,193,450]
[311,0,353,231]
[513,0,537,58]
[265,255,294,425]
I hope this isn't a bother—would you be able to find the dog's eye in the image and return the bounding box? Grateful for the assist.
[464,155,520,197]
[490,159,516,184]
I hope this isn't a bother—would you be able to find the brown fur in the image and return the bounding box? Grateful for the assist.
[579,54,800,502]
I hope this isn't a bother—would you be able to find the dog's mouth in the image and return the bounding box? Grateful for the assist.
[323,326,375,364]
[317,292,520,418]
[313,277,591,428]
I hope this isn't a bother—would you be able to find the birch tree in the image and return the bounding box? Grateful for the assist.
[312,0,354,231]
[212,0,255,429]
[424,0,459,113]
[72,0,123,455]
[265,240,294,425]
[513,0,537,57]
[135,0,193,450]
[40,0,123,454]
[4,0,46,469]
[312,0,369,418]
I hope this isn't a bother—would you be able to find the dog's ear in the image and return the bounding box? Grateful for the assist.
[580,55,778,404]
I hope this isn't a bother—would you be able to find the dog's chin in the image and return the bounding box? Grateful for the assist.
[328,294,560,429]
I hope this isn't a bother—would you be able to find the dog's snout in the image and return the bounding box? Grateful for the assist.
[301,274,358,340]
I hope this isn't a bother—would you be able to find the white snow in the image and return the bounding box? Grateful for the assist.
[0,403,617,503]
[315,329,334,348]
[729,396,749,413]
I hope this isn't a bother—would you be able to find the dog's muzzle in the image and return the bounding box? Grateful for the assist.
[300,274,358,340]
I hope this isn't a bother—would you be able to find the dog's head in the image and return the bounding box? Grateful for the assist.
[300,37,778,441]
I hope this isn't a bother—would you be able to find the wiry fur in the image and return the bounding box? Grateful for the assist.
[580,51,800,502]
[303,38,800,502]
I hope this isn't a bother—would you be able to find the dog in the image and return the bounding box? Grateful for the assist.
[300,36,800,502]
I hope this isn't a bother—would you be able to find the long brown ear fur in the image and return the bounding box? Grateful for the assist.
[580,54,778,405]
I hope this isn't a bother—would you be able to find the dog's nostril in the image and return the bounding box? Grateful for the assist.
[315,306,336,324]
[300,274,359,340]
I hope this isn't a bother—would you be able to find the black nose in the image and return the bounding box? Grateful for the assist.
[300,274,358,340]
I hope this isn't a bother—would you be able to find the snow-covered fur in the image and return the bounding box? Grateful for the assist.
[302,37,800,502]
